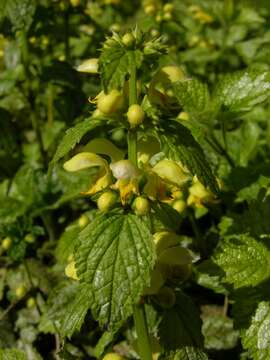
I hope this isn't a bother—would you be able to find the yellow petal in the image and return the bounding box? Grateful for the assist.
[152,160,190,187]
[77,58,99,74]
[83,167,113,195]
[83,138,125,162]
[112,178,139,204]
[143,171,167,200]
[63,152,107,172]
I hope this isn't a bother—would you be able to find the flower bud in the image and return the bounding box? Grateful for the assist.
[78,214,90,228]
[2,237,12,250]
[27,297,36,308]
[24,234,35,243]
[97,89,124,115]
[127,104,145,128]
[15,285,27,298]
[97,191,118,212]
[133,196,150,216]
[122,33,135,48]
[153,231,180,256]
[157,246,192,280]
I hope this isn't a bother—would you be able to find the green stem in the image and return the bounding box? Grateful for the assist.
[128,54,138,166]
[128,52,152,360]
[47,82,54,126]
[133,304,153,360]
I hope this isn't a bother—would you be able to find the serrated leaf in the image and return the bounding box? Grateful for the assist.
[214,69,270,112]
[159,291,203,351]
[60,284,92,338]
[157,122,219,194]
[94,330,117,358]
[75,212,155,327]
[159,346,209,360]
[213,234,270,288]
[99,38,143,91]
[151,201,182,232]
[51,118,102,164]
[0,349,27,360]
[173,79,214,121]
[7,0,36,32]
[242,301,270,360]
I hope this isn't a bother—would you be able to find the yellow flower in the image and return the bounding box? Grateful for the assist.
[152,159,190,187]
[63,152,112,195]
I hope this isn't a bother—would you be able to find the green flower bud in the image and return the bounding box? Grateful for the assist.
[2,237,12,250]
[78,214,90,228]
[24,234,35,243]
[133,196,150,216]
[97,90,124,115]
[15,285,27,299]
[127,104,145,128]
[103,353,124,360]
[97,191,118,212]
[122,33,135,48]
[77,58,99,74]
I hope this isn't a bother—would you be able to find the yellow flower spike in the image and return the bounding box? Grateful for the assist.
[83,138,125,162]
[76,58,99,74]
[63,152,113,195]
[152,159,190,187]
[65,260,79,280]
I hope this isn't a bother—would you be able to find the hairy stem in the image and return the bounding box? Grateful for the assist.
[128,52,152,360]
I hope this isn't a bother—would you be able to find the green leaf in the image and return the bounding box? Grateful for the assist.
[150,201,182,232]
[157,122,219,194]
[55,224,80,264]
[60,284,93,338]
[0,197,26,225]
[75,212,155,327]
[0,349,27,360]
[94,330,117,359]
[39,282,90,337]
[159,347,209,360]
[7,0,36,32]
[214,69,270,112]
[242,301,270,360]
[51,118,102,165]
[158,291,204,351]
[173,79,214,121]
[213,234,270,288]
[99,36,143,91]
